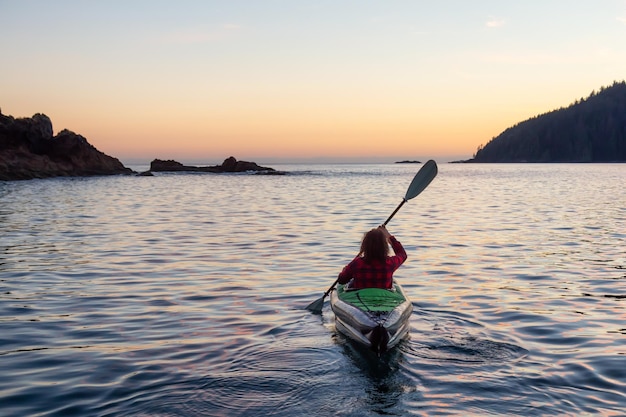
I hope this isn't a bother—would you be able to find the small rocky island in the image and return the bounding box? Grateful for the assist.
[0,111,133,181]
[149,157,284,175]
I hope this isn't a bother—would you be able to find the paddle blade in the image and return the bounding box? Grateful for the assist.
[305,296,325,314]
[404,160,438,201]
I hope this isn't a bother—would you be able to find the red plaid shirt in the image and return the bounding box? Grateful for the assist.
[337,236,407,289]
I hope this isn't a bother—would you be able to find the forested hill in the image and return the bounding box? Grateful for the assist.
[470,81,626,162]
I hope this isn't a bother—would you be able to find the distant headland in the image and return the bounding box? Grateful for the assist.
[465,80,626,163]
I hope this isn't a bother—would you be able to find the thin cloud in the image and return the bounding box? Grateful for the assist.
[481,52,562,66]
[481,46,620,66]
[160,24,242,45]
[618,16,626,24]
[221,24,243,31]
[485,17,506,28]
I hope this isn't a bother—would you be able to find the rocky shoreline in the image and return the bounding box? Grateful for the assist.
[0,111,283,181]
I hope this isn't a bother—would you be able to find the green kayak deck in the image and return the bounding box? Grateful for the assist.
[336,284,407,313]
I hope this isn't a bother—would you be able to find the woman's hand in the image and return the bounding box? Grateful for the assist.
[378,225,392,240]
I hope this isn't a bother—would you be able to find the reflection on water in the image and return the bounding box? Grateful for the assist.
[0,164,624,416]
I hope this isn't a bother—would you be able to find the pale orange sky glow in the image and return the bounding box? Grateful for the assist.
[2,1,626,164]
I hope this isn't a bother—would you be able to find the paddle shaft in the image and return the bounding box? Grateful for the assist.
[383,199,407,226]
[324,278,340,297]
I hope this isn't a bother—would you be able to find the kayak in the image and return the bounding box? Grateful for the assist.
[330,281,412,355]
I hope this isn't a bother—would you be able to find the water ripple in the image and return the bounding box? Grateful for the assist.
[1,164,625,416]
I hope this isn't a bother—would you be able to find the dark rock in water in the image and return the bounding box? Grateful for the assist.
[137,170,154,176]
[220,156,266,172]
[150,159,194,172]
[149,156,284,174]
[0,110,134,181]
[395,160,422,164]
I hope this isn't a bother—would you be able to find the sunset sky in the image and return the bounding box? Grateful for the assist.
[2,1,626,163]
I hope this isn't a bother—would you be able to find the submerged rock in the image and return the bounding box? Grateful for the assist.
[0,110,134,181]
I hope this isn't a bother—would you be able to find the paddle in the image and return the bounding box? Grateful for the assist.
[305,160,438,314]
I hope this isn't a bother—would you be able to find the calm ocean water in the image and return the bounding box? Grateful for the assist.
[1,163,624,416]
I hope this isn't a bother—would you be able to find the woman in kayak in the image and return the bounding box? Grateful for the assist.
[338,225,407,290]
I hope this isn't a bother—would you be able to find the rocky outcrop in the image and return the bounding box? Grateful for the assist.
[149,156,284,174]
[0,111,134,180]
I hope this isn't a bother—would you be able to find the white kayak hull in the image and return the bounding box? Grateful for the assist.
[330,281,412,354]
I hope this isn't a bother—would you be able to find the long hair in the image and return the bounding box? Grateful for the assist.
[359,228,389,263]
